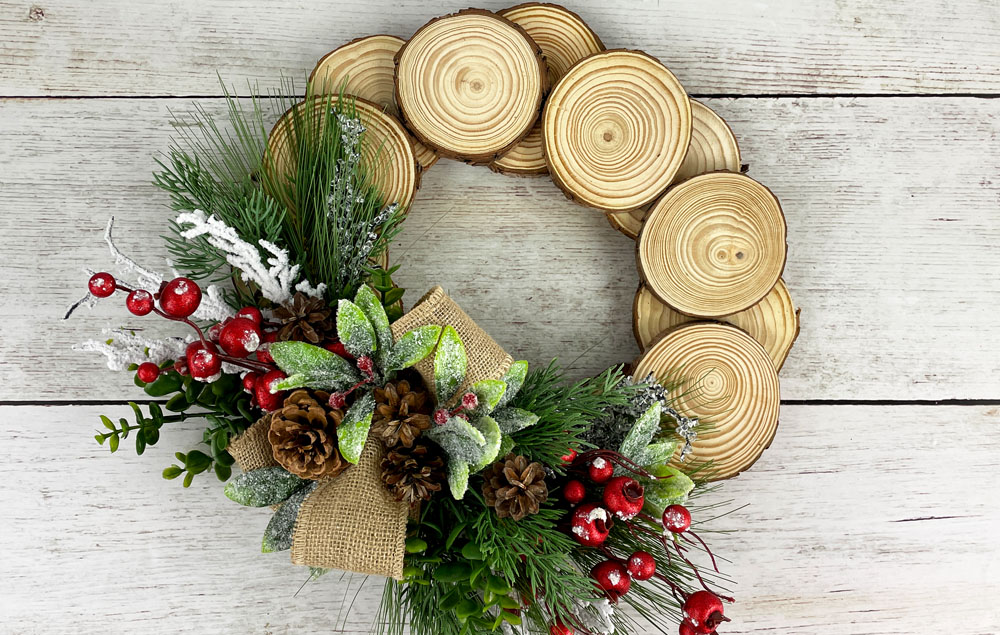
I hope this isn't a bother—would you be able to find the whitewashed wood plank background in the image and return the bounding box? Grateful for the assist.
[1,0,998,633]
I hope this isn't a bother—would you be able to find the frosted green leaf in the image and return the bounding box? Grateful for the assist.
[618,402,662,461]
[642,464,695,516]
[447,460,471,500]
[337,392,376,464]
[354,285,392,368]
[498,434,516,458]
[495,361,528,408]
[469,415,502,472]
[270,341,360,391]
[224,466,304,507]
[337,299,376,358]
[425,416,487,465]
[492,407,539,434]
[433,325,466,403]
[387,325,442,371]
[470,379,506,415]
[631,440,679,469]
[262,480,318,553]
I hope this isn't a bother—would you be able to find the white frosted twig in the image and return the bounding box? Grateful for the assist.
[104,216,163,291]
[75,329,194,371]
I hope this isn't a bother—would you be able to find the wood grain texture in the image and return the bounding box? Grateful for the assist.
[2,404,997,633]
[2,0,999,96]
[1,97,1000,401]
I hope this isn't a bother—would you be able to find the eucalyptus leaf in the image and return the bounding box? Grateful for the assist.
[270,341,360,391]
[432,561,473,583]
[470,379,506,415]
[642,464,695,515]
[337,299,376,358]
[492,407,539,435]
[433,325,466,403]
[387,325,442,371]
[224,466,305,507]
[495,361,528,408]
[425,416,487,466]
[469,415,502,472]
[337,392,376,464]
[262,481,318,553]
[447,460,471,500]
[618,401,662,461]
[354,285,392,368]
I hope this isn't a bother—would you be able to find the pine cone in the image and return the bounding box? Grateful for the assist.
[273,292,334,343]
[268,389,348,479]
[371,379,432,448]
[482,454,548,521]
[381,442,445,504]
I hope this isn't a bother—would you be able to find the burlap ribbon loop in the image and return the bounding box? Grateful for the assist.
[226,286,514,579]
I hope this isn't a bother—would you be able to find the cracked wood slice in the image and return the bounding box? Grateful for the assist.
[491,3,605,176]
[633,279,800,370]
[264,96,419,215]
[394,9,548,164]
[637,172,787,317]
[543,49,691,211]
[310,35,439,171]
[606,100,741,239]
[633,322,780,480]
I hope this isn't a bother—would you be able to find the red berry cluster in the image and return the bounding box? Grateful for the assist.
[432,391,480,425]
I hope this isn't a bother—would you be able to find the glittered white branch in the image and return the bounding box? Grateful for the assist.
[75,329,195,371]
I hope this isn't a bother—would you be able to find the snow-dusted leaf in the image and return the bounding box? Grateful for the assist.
[433,326,466,403]
[224,466,304,507]
[498,435,516,458]
[387,325,442,371]
[469,415,502,472]
[270,341,360,391]
[618,402,662,460]
[447,460,470,500]
[495,361,528,408]
[262,481,318,553]
[425,415,487,465]
[337,299,376,358]
[337,392,376,464]
[631,440,679,469]
[470,379,506,415]
[354,285,392,368]
[642,464,695,516]
[492,407,540,434]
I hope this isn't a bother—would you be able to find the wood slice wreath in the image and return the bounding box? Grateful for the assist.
[310,35,439,171]
[607,100,742,239]
[264,96,419,214]
[394,9,548,164]
[543,49,691,211]
[638,172,787,317]
[491,3,605,175]
[633,279,800,370]
[633,322,781,480]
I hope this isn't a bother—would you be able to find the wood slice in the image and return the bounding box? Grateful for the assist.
[543,49,691,212]
[637,172,787,317]
[264,96,419,214]
[491,3,605,175]
[633,322,780,480]
[394,9,548,164]
[606,207,646,239]
[310,35,439,171]
[633,279,800,370]
[673,100,742,183]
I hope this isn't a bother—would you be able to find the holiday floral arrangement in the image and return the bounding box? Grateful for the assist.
[69,6,801,635]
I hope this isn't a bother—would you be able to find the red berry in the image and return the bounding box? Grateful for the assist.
[242,371,260,394]
[159,277,202,318]
[125,289,154,315]
[218,317,262,358]
[325,340,355,362]
[627,551,656,581]
[562,479,586,505]
[588,456,614,484]
[433,409,449,425]
[560,448,577,464]
[682,591,728,634]
[357,355,374,377]
[88,272,117,298]
[663,504,692,534]
[569,503,612,547]
[603,476,645,520]
[136,362,161,384]
[550,624,573,635]
[235,306,263,326]
[461,392,479,410]
[328,392,347,409]
[185,341,222,381]
[255,331,278,364]
[173,359,189,376]
[678,623,698,635]
[206,320,226,342]
[255,370,287,411]
[591,560,630,602]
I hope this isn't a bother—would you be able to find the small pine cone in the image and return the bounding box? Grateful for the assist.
[273,292,335,344]
[381,442,445,504]
[268,389,348,480]
[482,453,549,521]
[371,379,432,448]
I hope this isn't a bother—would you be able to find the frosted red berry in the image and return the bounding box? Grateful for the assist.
[663,504,692,534]
[627,551,656,581]
[678,623,698,635]
[461,392,479,410]
[562,479,586,505]
[136,362,161,384]
[434,409,449,425]
[242,371,260,394]
[587,456,614,484]
[603,476,645,520]
[218,317,262,358]
[591,560,630,602]
[569,502,612,547]
[357,355,375,377]
[159,277,202,318]
[682,591,728,634]
[328,392,347,409]
[560,448,578,464]
[550,624,573,635]
[88,272,117,298]
[185,341,222,381]
[235,306,263,326]
[125,289,154,316]
[255,331,278,364]
[255,369,287,411]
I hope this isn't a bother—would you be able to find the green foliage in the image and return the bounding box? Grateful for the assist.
[224,467,305,507]
[270,340,360,391]
[354,284,393,368]
[262,481,318,553]
[387,325,441,372]
[336,298,377,358]
[365,264,406,323]
[337,392,376,464]
[470,379,506,415]
[642,464,695,515]
[433,326,466,403]
[496,360,528,409]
